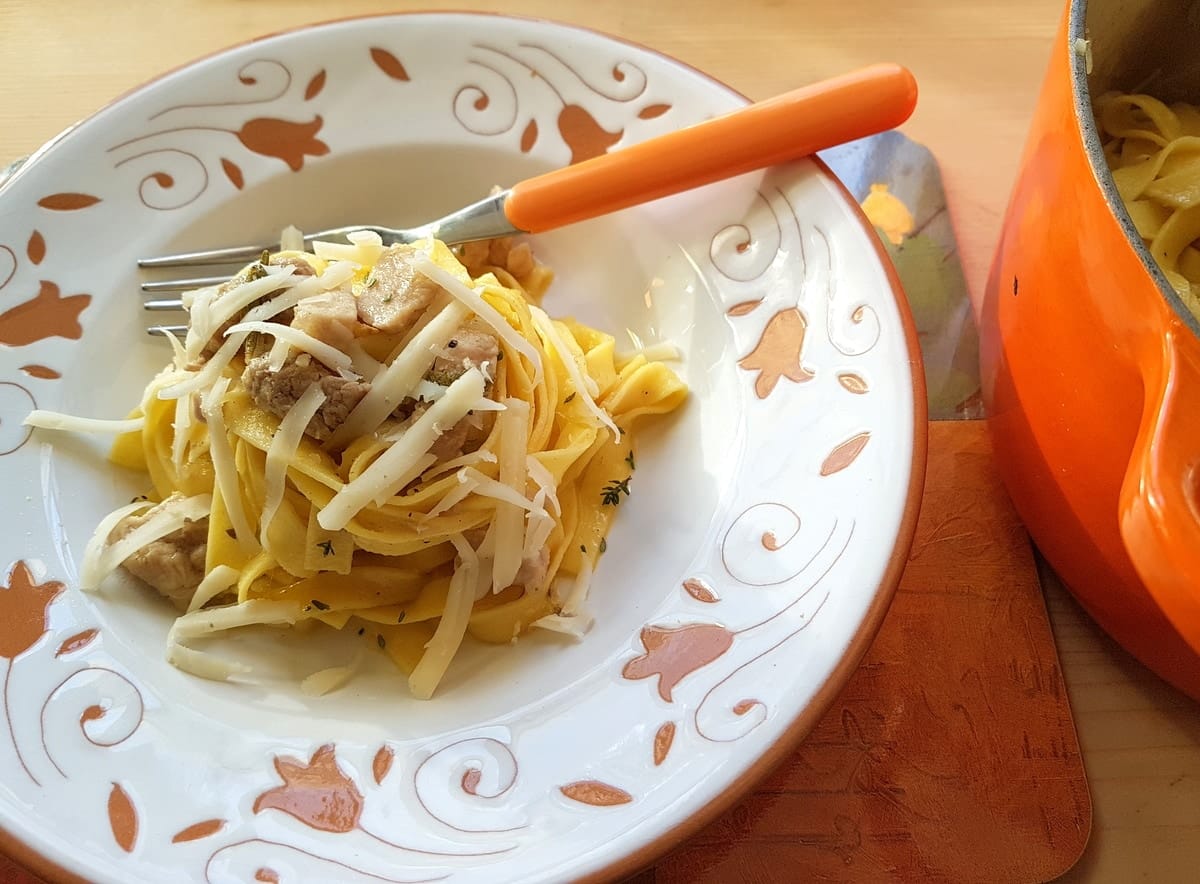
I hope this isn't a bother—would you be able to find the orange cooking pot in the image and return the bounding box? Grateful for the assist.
[982,0,1200,699]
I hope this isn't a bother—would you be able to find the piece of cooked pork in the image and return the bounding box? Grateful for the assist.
[356,244,443,334]
[241,353,369,441]
[110,493,208,610]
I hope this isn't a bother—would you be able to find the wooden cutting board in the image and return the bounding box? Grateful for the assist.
[635,420,1092,883]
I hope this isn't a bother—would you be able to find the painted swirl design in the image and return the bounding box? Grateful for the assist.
[710,192,782,283]
[695,519,854,742]
[113,147,209,211]
[206,838,450,884]
[149,59,293,120]
[0,382,36,456]
[453,60,520,136]
[812,226,880,357]
[692,593,832,743]
[40,666,145,778]
[720,504,838,587]
[451,43,668,163]
[106,58,329,210]
[514,43,648,102]
[0,243,14,291]
[711,180,881,410]
[413,737,525,834]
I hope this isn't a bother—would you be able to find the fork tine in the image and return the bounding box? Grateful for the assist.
[138,243,273,268]
[141,276,228,293]
[147,325,187,338]
[143,298,185,311]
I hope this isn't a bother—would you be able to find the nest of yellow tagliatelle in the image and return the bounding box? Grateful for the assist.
[79,232,686,699]
[1097,91,1200,319]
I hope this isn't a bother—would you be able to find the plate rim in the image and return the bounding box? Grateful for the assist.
[0,10,929,883]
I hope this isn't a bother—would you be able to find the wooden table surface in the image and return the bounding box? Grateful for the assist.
[2,2,1198,881]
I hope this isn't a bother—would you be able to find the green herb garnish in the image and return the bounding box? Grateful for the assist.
[601,477,632,506]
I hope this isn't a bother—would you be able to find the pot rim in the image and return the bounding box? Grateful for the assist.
[1070,0,1200,339]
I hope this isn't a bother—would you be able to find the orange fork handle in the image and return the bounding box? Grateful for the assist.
[504,62,918,234]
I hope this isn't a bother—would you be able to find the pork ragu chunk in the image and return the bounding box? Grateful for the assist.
[241,353,369,441]
[111,493,208,611]
[427,320,501,386]
[291,287,358,350]
[356,244,442,333]
[457,237,535,281]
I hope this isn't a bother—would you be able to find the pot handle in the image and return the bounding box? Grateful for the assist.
[1119,327,1200,653]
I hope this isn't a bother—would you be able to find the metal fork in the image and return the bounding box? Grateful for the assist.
[139,63,918,330]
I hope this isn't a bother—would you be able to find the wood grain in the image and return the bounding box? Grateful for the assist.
[639,422,1090,883]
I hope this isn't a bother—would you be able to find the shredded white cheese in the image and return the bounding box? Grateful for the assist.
[529,305,619,436]
[300,654,363,696]
[460,467,545,515]
[203,378,260,555]
[471,522,498,600]
[169,598,305,641]
[260,383,326,546]
[325,300,470,449]
[319,369,486,531]
[522,512,556,564]
[532,612,594,638]
[345,341,383,380]
[312,230,384,265]
[158,334,243,401]
[387,292,452,362]
[371,452,437,507]
[466,397,506,412]
[162,273,333,401]
[187,265,297,362]
[408,533,477,699]
[315,260,358,290]
[166,643,253,681]
[153,325,189,369]
[422,448,497,482]
[561,556,594,618]
[424,471,482,519]
[280,225,305,252]
[412,252,543,384]
[23,412,144,435]
[412,380,450,403]
[267,336,291,372]
[492,398,529,590]
[225,320,353,372]
[79,500,156,591]
[525,456,562,517]
[180,283,218,314]
[187,564,240,613]
[171,395,191,473]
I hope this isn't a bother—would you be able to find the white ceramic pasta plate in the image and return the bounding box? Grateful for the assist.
[0,13,926,884]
